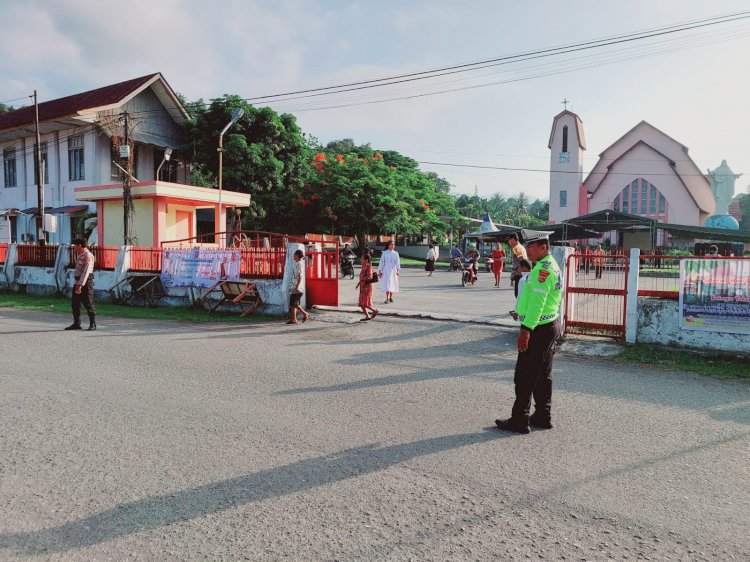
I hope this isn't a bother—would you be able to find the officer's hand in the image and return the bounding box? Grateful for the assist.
[74,285,82,295]
[518,329,530,352]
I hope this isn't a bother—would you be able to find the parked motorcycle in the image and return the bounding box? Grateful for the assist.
[484,256,494,273]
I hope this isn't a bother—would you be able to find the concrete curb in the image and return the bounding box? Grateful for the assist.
[312,304,520,330]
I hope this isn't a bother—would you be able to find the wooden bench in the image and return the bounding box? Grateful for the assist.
[108,273,167,308]
[204,280,263,317]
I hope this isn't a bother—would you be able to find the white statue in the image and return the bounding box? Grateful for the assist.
[707,160,741,215]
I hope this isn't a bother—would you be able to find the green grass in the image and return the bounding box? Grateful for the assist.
[615,343,750,380]
[0,291,277,323]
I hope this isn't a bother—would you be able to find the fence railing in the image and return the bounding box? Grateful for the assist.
[0,243,7,265]
[67,245,120,271]
[638,255,680,299]
[128,247,163,273]
[239,247,286,279]
[15,244,59,267]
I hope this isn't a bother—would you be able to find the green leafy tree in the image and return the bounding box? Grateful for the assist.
[182,95,308,231]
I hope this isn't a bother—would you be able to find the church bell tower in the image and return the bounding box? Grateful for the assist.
[548,107,586,224]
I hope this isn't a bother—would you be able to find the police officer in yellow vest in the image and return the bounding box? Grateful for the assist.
[496,231,561,434]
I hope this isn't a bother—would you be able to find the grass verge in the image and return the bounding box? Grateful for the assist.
[615,343,749,380]
[0,291,277,324]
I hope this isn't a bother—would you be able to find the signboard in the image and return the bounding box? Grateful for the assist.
[161,248,242,289]
[679,259,750,334]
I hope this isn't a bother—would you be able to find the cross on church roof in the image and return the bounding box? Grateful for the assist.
[562,98,569,110]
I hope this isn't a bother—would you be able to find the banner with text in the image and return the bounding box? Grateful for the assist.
[161,248,242,288]
[678,258,750,334]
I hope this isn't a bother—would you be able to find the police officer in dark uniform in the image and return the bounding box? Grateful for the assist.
[496,231,561,434]
[66,238,97,331]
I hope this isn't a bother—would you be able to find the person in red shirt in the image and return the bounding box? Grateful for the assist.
[490,242,506,287]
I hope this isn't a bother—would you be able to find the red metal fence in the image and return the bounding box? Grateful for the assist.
[128,247,163,273]
[238,247,286,279]
[638,254,680,299]
[0,243,7,264]
[67,245,120,271]
[16,244,59,267]
[305,248,339,307]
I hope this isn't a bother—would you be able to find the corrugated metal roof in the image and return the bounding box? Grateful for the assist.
[0,74,159,131]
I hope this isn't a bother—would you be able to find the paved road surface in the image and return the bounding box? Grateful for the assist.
[1,308,748,560]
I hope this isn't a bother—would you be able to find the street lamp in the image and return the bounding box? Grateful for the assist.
[217,108,244,247]
[156,147,172,181]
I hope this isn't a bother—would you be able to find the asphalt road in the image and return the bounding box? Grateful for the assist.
[1,307,748,560]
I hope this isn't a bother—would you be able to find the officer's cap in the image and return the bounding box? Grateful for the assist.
[522,229,552,246]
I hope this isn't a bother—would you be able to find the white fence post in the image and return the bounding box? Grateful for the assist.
[625,248,641,344]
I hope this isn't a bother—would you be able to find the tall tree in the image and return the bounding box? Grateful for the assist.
[182,95,308,230]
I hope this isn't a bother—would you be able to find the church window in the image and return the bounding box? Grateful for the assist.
[560,190,567,208]
[562,125,568,153]
[622,185,629,213]
[631,180,638,213]
[659,193,666,214]
[650,184,656,214]
[613,195,620,211]
[640,180,648,215]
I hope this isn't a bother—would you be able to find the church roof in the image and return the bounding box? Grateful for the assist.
[582,120,714,214]
[548,110,586,150]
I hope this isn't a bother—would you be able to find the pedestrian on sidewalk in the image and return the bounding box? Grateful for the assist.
[378,240,401,303]
[496,233,561,434]
[287,249,309,325]
[65,238,97,331]
[355,253,379,321]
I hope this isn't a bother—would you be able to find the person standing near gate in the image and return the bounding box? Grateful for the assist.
[495,233,561,434]
[66,238,96,331]
[286,249,310,325]
[508,234,528,297]
[378,240,401,303]
[593,244,606,279]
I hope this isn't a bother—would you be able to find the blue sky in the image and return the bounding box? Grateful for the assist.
[2,0,749,202]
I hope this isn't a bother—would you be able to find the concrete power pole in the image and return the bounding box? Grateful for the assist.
[34,90,45,245]
[121,112,132,245]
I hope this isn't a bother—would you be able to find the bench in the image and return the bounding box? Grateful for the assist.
[203,280,263,317]
[108,273,167,307]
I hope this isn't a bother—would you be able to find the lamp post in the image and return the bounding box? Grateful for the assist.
[156,147,172,181]
[217,108,244,247]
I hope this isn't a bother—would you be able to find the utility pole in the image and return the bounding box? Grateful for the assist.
[121,112,132,245]
[34,90,45,245]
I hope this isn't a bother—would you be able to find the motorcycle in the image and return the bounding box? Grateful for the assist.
[461,258,479,287]
[448,256,462,272]
[484,256,494,273]
[340,255,355,279]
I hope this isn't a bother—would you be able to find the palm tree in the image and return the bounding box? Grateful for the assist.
[514,192,530,216]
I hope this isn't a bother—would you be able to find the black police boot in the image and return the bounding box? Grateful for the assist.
[65,321,82,331]
[529,413,553,429]
[87,314,97,331]
[495,418,530,434]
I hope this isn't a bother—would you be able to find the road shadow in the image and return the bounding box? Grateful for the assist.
[0,429,508,556]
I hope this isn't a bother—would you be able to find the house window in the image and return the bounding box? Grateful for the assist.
[68,135,85,181]
[3,148,17,187]
[562,125,568,153]
[560,190,567,208]
[34,142,49,184]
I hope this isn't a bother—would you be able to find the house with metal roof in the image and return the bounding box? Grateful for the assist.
[0,73,247,246]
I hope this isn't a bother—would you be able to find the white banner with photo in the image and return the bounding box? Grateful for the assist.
[161,248,242,288]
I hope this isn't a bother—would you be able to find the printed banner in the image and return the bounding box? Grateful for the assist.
[679,259,750,334]
[161,248,242,288]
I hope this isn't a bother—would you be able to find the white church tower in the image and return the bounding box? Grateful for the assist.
[548,108,586,223]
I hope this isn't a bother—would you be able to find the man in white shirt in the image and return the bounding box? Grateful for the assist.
[378,240,401,303]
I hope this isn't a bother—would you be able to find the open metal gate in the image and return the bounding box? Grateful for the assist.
[564,253,628,339]
[305,243,339,307]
